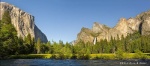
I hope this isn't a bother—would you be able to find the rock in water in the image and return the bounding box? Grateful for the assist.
[0,2,48,43]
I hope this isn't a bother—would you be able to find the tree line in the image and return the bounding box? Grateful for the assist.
[0,11,150,59]
[75,32,150,54]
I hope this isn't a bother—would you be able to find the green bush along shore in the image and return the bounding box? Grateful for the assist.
[9,53,150,60]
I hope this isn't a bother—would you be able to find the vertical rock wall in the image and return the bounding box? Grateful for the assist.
[0,2,48,42]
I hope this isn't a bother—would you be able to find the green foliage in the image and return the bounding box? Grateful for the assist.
[9,54,52,59]
[23,34,35,54]
[1,11,11,24]
[134,49,143,58]
[46,41,52,53]
[115,49,124,59]
[76,54,90,60]
[87,54,115,60]
[0,11,40,59]
[133,49,148,59]
[9,53,150,59]
[0,11,19,59]
[36,38,41,54]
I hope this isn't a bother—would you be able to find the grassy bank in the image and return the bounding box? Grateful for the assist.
[9,53,150,60]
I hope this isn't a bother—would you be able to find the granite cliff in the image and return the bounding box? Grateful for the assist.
[0,2,48,42]
[76,10,150,44]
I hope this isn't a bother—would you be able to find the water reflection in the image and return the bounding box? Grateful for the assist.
[0,59,149,66]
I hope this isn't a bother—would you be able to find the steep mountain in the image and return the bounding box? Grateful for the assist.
[76,27,94,43]
[0,2,48,42]
[76,10,150,44]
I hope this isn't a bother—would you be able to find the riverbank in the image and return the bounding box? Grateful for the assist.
[9,53,150,60]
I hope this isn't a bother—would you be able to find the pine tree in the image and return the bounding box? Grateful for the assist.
[23,34,35,53]
[0,11,19,59]
[36,38,41,54]
[46,41,52,53]
[1,11,18,53]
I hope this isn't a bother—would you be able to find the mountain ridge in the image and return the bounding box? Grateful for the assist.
[76,10,150,44]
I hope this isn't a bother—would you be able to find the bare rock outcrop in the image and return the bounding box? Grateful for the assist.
[0,2,48,42]
[136,11,150,35]
[76,10,150,44]
[76,27,94,43]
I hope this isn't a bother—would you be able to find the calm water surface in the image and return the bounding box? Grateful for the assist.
[0,59,150,66]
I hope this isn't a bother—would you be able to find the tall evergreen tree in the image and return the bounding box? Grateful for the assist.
[0,11,18,59]
[36,38,41,54]
[23,34,35,53]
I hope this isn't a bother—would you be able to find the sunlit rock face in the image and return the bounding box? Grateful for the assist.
[76,10,150,44]
[136,11,150,35]
[0,2,48,42]
[76,27,94,43]
[142,17,150,35]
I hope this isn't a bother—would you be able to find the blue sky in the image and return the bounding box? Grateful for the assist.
[1,0,150,42]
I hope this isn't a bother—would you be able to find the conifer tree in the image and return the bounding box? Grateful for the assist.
[0,11,18,59]
[36,38,41,54]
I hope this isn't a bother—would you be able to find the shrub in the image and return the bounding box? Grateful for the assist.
[71,54,77,59]
[77,53,84,59]
[115,49,124,59]
[134,49,148,59]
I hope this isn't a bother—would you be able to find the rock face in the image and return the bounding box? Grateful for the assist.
[76,27,94,43]
[0,2,48,42]
[34,25,48,42]
[76,10,150,44]
[136,11,150,35]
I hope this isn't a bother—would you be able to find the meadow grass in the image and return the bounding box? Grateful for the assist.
[90,53,115,59]
[9,54,52,59]
[9,53,150,59]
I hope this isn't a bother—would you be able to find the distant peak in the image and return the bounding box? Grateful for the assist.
[0,2,17,9]
[93,22,104,28]
[81,27,90,31]
[0,2,6,3]
[119,18,127,21]
[0,2,33,16]
[0,2,11,5]
[94,22,99,24]
[94,22,102,25]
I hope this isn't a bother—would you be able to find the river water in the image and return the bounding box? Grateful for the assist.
[0,59,150,66]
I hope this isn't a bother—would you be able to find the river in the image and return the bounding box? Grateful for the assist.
[0,59,150,66]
